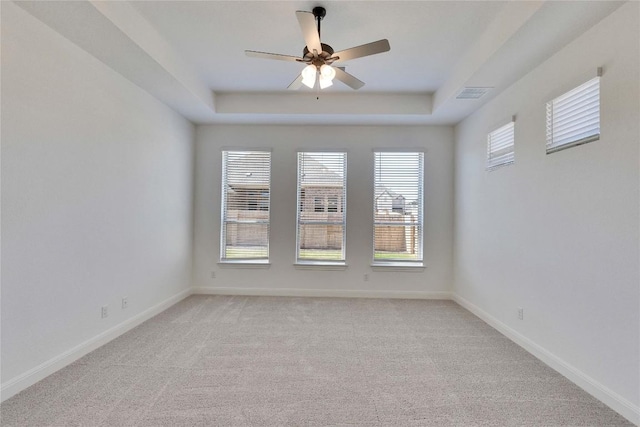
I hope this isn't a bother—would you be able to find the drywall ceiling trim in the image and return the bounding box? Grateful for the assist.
[431,1,624,124]
[215,93,432,116]
[433,1,544,113]
[13,1,625,126]
[465,1,624,96]
[14,0,216,122]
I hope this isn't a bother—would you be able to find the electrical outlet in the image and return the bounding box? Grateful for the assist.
[211,271,216,279]
[122,297,128,309]
[101,305,109,318]
[518,307,524,320]
[363,274,369,282]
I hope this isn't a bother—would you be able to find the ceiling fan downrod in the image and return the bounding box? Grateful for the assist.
[312,6,326,38]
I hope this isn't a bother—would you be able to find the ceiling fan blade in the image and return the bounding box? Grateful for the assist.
[332,39,390,62]
[287,74,303,90]
[245,50,301,62]
[296,11,322,54]
[334,67,365,90]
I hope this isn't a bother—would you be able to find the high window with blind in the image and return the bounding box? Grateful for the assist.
[220,150,271,262]
[296,152,347,264]
[546,76,600,154]
[373,152,424,265]
[487,121,515,170]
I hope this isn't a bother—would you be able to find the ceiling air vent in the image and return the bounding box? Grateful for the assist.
[456,87,493,100]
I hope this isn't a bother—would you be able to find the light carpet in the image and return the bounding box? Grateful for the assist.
[0,295,632,426]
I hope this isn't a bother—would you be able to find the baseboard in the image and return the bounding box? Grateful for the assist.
[452,293,640,426]
[193,286,452,300]
[0,288,192,402]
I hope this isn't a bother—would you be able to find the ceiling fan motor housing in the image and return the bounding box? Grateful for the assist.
[303,43,336,66]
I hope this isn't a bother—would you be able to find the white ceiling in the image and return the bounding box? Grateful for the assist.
[129,1,504,93]
[15,1,625,125]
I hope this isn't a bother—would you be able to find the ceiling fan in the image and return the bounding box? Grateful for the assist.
[245,6,390,90]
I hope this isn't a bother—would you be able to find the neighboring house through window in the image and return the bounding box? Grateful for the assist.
[220,150,271,262]
[296,152,347,264]
[373,151,424,265]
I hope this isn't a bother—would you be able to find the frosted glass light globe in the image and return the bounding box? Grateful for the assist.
[319,75,333,89]
[320,64,336,80]
[301,65,317,88]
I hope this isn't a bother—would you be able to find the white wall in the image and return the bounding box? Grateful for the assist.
[1,2,194,391]
[453,2,639,420]
[194,125,454,296]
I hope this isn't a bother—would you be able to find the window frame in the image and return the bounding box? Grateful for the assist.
[295,151,347,266]
[220,150,271,264]
[372,150,425,268]
[487,120,515,171]
[546,75,601,154]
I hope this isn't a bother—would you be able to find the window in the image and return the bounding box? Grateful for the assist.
[487,121,515,170]
[546,76,600,153]
[327,196,338,213]
[296,152,347,263]
[220,151,271,262]
[373,152,424,265]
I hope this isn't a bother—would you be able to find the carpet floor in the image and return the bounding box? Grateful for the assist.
[0,295,632,426]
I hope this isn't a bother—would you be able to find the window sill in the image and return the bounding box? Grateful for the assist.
[218,260,271,269]
[294,262,348,271]
[546,134,599,154]
[371,262,425,272]
[486,160,514,172]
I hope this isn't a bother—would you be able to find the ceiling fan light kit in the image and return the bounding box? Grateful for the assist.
[245,6,390,91]
[301,63,337,89]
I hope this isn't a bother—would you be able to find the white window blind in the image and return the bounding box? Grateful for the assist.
[546,76,600,153]
[220,151,271,262]
[296,152,346,263]
[373,152,424,264]
[487,121,515,170]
